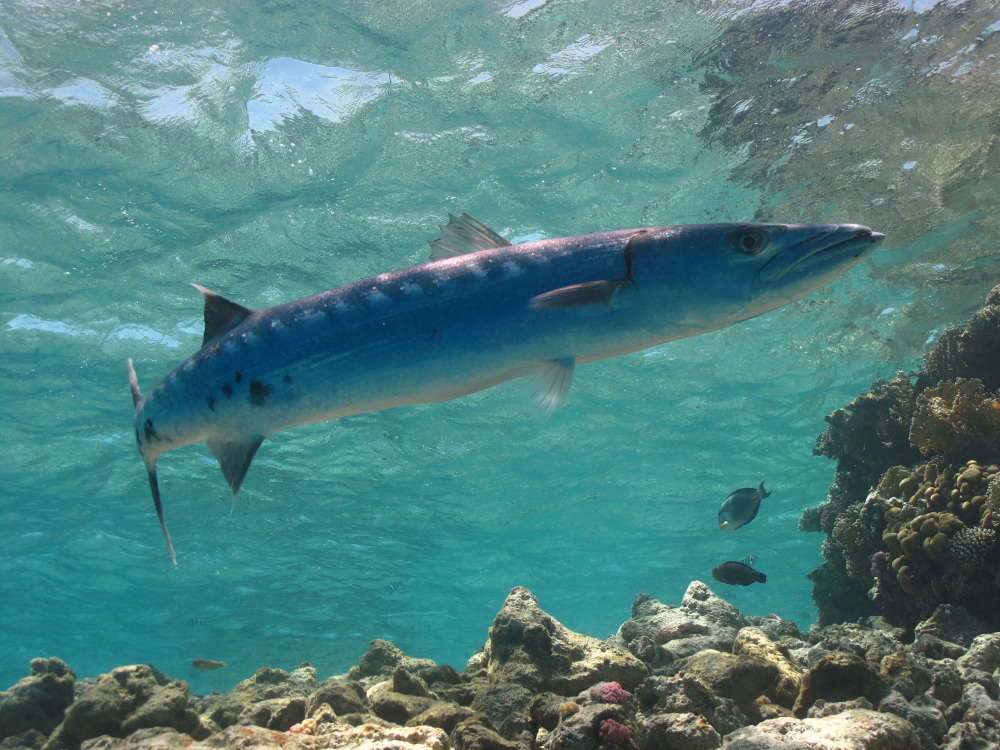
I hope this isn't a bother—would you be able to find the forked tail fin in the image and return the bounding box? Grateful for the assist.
[145,461,176,565]
[128,357,142,408]
[128,358,177,565]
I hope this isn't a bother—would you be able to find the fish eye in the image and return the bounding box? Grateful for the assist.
[734,228,767,255]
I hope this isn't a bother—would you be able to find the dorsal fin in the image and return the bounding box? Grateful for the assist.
[192,284,253,346]
[428,213,511,260]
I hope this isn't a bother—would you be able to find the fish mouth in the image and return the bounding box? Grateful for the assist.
[759,224,884,284]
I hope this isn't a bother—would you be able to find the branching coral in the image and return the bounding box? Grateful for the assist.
[813,372,920,504]
[918,303,1000,393]
[831,496,890,583]
[909,378,1000,462]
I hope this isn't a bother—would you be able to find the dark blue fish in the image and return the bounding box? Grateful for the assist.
[383,581,402,594]
[712,561,766,586]
[718,482,771,531]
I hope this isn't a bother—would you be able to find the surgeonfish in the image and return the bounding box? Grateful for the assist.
[718,482,771,531]
[191,659,227,670]
[128,214,882,563]
[712,561,767,586]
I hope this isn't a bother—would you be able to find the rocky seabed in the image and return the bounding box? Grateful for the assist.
[3,583,1000,750]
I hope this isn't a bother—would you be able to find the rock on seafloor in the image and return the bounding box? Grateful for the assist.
[3,583,1000,750]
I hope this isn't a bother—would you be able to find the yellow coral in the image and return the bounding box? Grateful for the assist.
[558,701,580,718]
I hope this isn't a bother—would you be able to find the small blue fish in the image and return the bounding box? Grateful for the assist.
[741,553,758,568]
[718,482,771,531]
[383,581,402,594]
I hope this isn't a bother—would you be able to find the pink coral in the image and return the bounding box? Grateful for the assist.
[870,550,888,578]
[599,681,631,704]
[599,719,630,744]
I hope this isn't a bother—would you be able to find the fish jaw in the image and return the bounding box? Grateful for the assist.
[632,223,883,333]
[754,223,883,303]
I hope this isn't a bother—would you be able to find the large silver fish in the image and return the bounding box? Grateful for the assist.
[129,214,883,563]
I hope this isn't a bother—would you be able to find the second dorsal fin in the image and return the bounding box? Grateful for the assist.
[429,213,511,260]
[192,284,253,346]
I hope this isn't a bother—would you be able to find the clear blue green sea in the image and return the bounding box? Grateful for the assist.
[2,0,999,695]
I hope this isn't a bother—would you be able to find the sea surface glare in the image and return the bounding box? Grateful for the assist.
[2,0,998,693]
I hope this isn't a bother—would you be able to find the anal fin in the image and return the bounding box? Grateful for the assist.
[529,358,575,419]
[206,435,265,512]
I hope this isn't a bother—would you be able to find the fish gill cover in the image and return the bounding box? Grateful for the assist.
[1,0,999,704]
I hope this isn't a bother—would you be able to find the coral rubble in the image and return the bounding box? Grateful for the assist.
[6,583,1000,750]
[807,287,1000,630]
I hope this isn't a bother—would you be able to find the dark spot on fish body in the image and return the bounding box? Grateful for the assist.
[346,289,369,312]
[378,281,407,302]
[234,371,242,383]
[419,277,441,297]
[144,418,158,443]
[222,384,233,398]
[249,380,272,406]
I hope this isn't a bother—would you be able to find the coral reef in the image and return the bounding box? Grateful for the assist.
[9,583,1000,750]
[910,379,1000,462]
[807,287,1000,628]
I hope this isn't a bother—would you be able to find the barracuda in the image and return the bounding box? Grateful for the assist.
[129,214,884,563]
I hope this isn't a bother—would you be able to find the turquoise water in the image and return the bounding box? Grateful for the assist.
[2,0,999,694]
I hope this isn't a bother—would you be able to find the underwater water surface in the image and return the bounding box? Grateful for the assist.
[2,0,1000,693]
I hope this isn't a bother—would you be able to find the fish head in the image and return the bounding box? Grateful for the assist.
[627,222,883,332]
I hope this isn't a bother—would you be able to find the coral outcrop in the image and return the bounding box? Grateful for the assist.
[0,658,76,741]
[6,584,1000,750]
[44,664,208,750]
[806,287,1000,629]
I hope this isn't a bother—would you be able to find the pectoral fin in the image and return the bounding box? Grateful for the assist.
[529,358,575,419]
[429,213,511,260]
[529,279,628,310]
[206,436,265,513]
